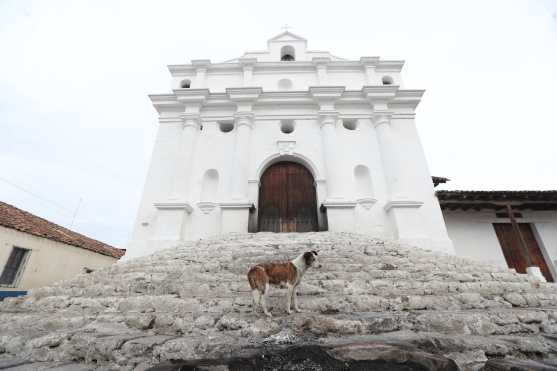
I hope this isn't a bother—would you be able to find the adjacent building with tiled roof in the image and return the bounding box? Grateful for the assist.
[434,185,557,283]
[0,201,124,297]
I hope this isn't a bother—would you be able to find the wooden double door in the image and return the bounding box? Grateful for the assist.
[258,162,318,232]
[493,223,553,282]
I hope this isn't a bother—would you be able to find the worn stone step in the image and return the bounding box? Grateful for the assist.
[2,232,557,370]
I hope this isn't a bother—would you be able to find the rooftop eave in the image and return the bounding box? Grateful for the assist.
[226,87,263,102]
[309,86,346,100]
[174,88,210,103]
[376,60,405,72]
[168,65,197,75]
[149,94,182,114]
[391,90,425,109]
[362,85,399,102]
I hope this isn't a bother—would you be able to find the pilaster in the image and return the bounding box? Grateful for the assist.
[217,88,261,234]
[312,57,331,85]
[192,59,211,88]
[152,89,208,242]
[239,58,257,86]
[360,57,380,85]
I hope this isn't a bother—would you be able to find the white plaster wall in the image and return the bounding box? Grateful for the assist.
[0,226,118,291]
[443,210,557,273]
[127,33,450,258]
[527,211,557,267]
[129,103,452,258]
[173,69,401,93]
[442,211,508,268]
[389,115,453,250]
[129,120,183,252]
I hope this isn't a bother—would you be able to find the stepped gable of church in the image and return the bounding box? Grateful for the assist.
[2,233,557,370]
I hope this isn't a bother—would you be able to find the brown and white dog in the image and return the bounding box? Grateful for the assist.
[247,251,319,317]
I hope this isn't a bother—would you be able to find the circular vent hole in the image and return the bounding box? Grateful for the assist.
[280,120,295,134]
[382,76,393,85]
[219,121,234,133]
[343,120,357,131]
[278,78,293,90]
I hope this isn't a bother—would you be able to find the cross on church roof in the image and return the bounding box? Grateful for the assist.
[281,24,292,31]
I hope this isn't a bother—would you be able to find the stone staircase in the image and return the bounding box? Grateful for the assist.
[1,232,557,370]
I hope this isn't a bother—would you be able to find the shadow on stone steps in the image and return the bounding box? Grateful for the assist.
[481,358,557,370]
[147,343,459,371]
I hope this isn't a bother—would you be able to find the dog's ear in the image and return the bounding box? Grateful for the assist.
[312,250,318,256]
[303,251,314,266]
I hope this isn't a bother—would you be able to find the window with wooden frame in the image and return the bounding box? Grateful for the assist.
[0,247,30,286]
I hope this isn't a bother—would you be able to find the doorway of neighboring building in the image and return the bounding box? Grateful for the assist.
[493,223,554,282]
[258,161,318,232]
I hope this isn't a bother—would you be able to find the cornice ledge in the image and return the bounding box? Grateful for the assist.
[384,200,424,212]
[174,89,210,103]
[312,57,331,66]
[150,94,182,115]
[392,90,425,110]
[149,94,177,102]
[323,199,357,209]
[226,87,263,101]
[167,65,196,75]
[258,91,313,101]
[309,86,346,99]
[154,201,194,213]
[191,59,211,69]
[238,57,258,67]
[376,60,405,71]
[158,116,183,124]
[220,201,253,209]
[362,86,399,101]
[391,113,416,120]
[360,56,380,66]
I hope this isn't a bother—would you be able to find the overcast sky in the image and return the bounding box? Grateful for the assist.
[1,0,556,248]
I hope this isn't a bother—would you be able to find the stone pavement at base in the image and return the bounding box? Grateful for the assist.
[1,232,557,371]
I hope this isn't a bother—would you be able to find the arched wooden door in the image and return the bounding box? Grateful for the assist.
[258,162,318,232]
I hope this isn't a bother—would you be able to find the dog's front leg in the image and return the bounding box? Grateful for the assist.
[261,284,272,317]
[286,284,294,314]
[293,285,303,312]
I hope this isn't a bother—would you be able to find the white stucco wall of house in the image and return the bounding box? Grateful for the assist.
[442,210,557,277]
[0,226,119,291]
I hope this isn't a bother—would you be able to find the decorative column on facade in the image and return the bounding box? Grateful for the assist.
[372,112,405,199]
[192,60,210,88]
[360,57,380,85]
[318,111,342,199]
[310,86,356,231]
[239,58,257,86]
[152,89,209,241]
[231,112,254,199]
[220,87,261,234]
[363,86,427,243]
[312,57,330,85]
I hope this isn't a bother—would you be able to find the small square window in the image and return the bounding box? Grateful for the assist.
[0,247,30,286]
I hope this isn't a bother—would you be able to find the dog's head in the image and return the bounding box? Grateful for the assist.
[303,250,320,268]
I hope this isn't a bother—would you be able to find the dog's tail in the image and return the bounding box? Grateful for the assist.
[247,265,267,292]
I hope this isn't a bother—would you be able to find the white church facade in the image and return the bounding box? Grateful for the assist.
[128,32,557,284]
[129,31,453,257]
